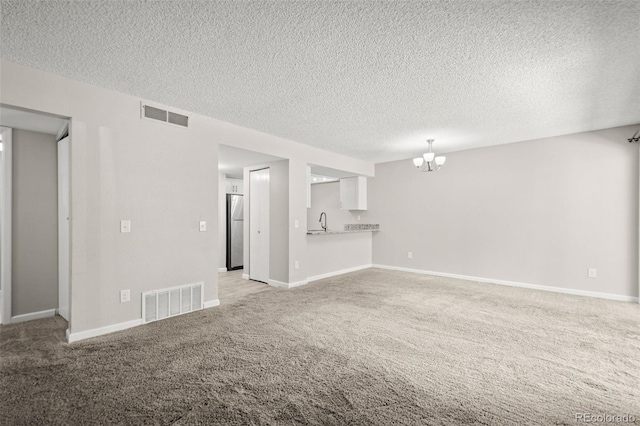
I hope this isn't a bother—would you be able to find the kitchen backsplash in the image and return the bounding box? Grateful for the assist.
[344,223,379,231]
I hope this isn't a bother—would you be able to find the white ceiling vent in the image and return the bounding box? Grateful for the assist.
[141,102,189,128]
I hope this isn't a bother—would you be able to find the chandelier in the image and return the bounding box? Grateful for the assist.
[413,139,446,172]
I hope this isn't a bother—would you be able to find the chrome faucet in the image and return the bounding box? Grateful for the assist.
[319,212,327,232]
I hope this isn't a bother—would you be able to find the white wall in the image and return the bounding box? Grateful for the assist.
[364,126,639,299]
[269,162,289,283]
[14,85,219,335]
[288,159,309,284]
[307,233,372,279]
[307,181,359,231]
[0,60,374,337]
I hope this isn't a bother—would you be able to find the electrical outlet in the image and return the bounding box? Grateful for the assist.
[120,289,130,303]
[588,268,597,278]
[357,215,361,221]
[295,260,299,269]
[120,220,131,233]
[408,252,413,259]
[199,221,207,232]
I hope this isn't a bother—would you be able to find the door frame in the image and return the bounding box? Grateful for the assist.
[57,131,70,321]
[1,126,13,325]
[0,122,71,325]
[249,167,270,283]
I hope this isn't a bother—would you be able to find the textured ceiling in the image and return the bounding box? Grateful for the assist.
[1,1,638,163]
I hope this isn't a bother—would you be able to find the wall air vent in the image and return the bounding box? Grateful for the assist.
[143,105,167,122]
[168,111,189,127]
[142,282,203,324]
[141,103,189,128]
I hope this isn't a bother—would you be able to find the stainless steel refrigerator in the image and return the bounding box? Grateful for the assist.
[226,194,244,270]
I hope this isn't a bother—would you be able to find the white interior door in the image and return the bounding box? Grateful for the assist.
[57,137,70,320]
[249,168,269,283]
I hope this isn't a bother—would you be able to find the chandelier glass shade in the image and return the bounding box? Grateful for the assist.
[413,139,446,172]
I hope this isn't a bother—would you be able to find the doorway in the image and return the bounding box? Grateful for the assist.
[0,106,69,325]
[217,145,285,303]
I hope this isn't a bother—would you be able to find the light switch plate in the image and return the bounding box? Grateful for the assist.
[120,220,131,233]
[199,221,207,232]
[294,220,299,228]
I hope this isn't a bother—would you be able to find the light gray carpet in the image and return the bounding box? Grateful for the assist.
[1,268,639,425]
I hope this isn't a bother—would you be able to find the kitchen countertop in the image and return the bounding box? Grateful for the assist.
[306,229,379,235]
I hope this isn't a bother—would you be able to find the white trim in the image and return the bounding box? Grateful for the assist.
[288,279,309,288]
[242,273,249,280]
[372,264,639,303]
[56,122,69,141]
[67,318,143,343]
[1,126,12,325]
[0,289,3,324]
[11,308,56,324]
[57,136,71,321]
[203,299,220,308]
[218,267,227,272]
[268,279,309,289]
[288,280,309,288]
[267,265,374,289]
[307,264,372,283]
[268,279,291,288]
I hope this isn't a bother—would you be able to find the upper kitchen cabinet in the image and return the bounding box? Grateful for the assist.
[226,177,243,194]
[340,176,367,210]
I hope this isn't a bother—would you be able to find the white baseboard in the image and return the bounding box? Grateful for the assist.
[218,267,227,272]
[268,279,287,288]
[268,279,309,289]
[68,299,220,343]
[203,299,220,308]
[11,308,56,324]
[307,264,372,283]
[372,264,639,303]
[67,318,143,343]
[267,265,372,289]
[242,273,249,280]
[288,279,309,288]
